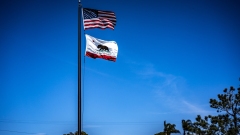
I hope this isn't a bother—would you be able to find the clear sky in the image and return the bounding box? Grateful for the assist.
[0,0,240,135]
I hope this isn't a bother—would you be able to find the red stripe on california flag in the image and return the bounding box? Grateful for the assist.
[86,52,116,62]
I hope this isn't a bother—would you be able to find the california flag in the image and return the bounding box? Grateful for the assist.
[85,34,118,62]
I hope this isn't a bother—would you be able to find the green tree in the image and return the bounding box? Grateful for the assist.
[63,131,88,135]
[81,131,88,135]
[155,120,180,135]
[182,120,192,135]
[63,132,74,135]
[155,132,166,135]
[210,86,240,134]
[182,85,240,135]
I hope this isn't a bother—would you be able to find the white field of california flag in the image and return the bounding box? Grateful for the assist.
[85,34,118,62]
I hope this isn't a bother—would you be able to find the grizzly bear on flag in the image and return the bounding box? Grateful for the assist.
[97,44,109,52]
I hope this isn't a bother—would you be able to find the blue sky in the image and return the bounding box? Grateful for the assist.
[0,0,240,135]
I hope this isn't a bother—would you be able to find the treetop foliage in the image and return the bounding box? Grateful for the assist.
[156,82,240,135]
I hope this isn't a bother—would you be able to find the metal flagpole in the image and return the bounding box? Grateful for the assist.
[78,0,82,134]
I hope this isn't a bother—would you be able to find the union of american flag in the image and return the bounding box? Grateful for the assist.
[82,8,117,30]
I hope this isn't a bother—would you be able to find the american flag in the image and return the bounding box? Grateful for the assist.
[82,8,116,30]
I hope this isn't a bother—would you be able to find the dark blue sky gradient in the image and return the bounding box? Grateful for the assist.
[0,0,240,135]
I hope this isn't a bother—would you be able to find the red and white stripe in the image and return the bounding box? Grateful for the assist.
[83,9,116,30]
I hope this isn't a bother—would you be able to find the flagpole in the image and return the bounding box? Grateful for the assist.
[78,0,82,134]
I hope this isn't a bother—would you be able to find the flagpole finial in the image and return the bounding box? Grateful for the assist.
[78,0,81,7]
